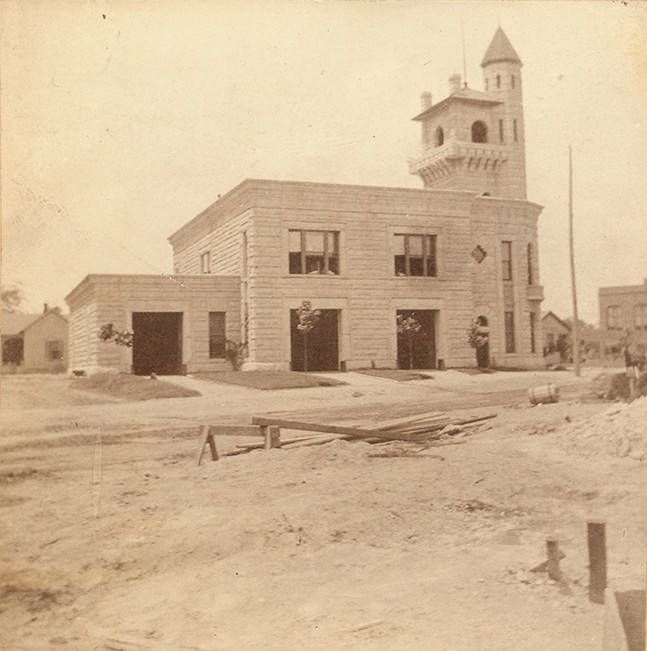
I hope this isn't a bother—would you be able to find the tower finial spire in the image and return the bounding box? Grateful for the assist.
[461,19,468,87]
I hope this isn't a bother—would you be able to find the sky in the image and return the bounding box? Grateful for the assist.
[1,0,646,325]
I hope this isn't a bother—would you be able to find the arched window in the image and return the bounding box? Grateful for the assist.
[434,126,444,147]
[511,75,515,89]
[471,121,487,143]
[496,74,501,88]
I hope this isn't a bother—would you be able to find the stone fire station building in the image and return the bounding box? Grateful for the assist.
[66,28,545,374]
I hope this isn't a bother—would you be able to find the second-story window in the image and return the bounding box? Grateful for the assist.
[289,230,339,275]
[502,241,512,280]
[527,242,533,284]
[606,305,621,330]
[394,234,437,277]
[201,251,211,274]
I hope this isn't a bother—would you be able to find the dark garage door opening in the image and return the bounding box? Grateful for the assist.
[132,312,183,375]
[397,309,437,369]
[290,309,339,372]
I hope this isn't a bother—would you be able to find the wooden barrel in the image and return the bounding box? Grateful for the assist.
[528,383,560,405]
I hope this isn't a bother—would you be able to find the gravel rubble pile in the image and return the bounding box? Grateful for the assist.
[559,396,647,460]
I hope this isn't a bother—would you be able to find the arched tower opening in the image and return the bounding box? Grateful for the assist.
[471,121,487,143]
[434,127,444,147]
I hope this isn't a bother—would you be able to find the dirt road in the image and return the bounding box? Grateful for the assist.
[1,372,644,650]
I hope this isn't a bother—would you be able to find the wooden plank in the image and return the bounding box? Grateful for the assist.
[204,425,263,437]
[371,412,447,431]
[251,416,420,441]
[281,435,385,449]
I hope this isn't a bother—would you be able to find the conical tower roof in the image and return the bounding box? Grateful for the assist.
[481,27,521,66]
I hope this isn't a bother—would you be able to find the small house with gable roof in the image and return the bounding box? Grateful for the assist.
[1,306,68,373]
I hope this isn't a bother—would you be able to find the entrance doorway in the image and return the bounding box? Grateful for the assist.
[397,310,437,369]
[132,312,183,375]
[290,309,339,372]
[475,315,490,368]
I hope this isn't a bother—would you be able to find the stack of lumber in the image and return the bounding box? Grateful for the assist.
[197,411,498,464]
[364,411,453,436]
[251,411,496,450]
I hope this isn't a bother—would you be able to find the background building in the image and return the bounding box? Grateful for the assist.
[598,279,647,357]
[1,306,68,373]
[541,311,571,359]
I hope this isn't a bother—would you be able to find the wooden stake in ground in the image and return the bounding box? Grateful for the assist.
[546,538,561,581]
[587,521,607,604]
[265,425,280,449]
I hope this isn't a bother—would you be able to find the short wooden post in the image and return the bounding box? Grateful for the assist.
[546,538,561,581]
[207,427,219,461]
[587,521,607,604]
[196,425,210,466]
[265,425,280,450]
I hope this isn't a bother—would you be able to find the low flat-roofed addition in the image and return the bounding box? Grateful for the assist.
[65,274,241,375]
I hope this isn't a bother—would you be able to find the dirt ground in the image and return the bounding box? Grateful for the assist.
[0,370,645,650]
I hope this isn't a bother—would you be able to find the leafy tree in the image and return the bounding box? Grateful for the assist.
[467,318,489,350]
[555,333,569,362]
[296,300,321,372]
[467,318,490,368]
[99,323,134,348]
[224,339,247,371]
[397,313,422,370]
[2,287,23,312]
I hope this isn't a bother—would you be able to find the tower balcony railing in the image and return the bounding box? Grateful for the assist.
[408,137,510,175]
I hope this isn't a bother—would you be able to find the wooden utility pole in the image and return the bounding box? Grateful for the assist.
[569,145,581,376]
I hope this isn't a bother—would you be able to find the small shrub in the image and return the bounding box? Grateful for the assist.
[224,340,247,371]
